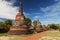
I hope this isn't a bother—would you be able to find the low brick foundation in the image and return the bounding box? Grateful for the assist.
[8,26,30,35]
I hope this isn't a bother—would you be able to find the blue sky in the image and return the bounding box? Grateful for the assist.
[0,0,60,25]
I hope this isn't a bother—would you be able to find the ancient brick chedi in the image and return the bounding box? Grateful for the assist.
[35,20,43,32]
[8,2,30,35]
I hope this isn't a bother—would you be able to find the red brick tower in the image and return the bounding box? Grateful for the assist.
[8,2,30,35]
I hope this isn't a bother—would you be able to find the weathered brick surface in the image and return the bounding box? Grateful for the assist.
[8,26,30,35]
[8,2,31,35]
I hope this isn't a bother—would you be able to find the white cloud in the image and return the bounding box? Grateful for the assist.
[0,0,18,20]
[34,16,40,20]
[41,1,60,18]
[40,1,60,25]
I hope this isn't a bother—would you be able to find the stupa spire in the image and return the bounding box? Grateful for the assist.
[19,1,23,15]
[15,1,25,21]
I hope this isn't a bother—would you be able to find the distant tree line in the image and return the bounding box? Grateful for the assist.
[0,20,12,28]
[0,19,12,33]
[48,24,60,31]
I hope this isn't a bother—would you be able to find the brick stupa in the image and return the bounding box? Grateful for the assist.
[8,2,30,35]
[35,20,43,32]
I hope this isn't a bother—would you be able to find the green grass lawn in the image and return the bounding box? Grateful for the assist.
[0,33,37,40]
[39,30,60,40]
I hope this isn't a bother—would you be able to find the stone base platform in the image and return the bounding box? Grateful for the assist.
[8,26,30,35]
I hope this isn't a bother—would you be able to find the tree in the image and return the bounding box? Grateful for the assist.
[4,19,12,29]
[33,20,37,30]
[48,24,58,30]
[56,24,60,31]
[0,22,4,29]
[33,20,37,27]
[25,17,32,27]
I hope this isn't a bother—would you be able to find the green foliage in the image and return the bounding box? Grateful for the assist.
[57,24,60,31]
[33,20,37,29]
[4,19,12,29]
[0,19,12,33]
[48,24,60,30]
[0,22,4,28]
[58,27,60,31]
[4,19,12,25]
[33,20,37,27]
[25,17,32,27]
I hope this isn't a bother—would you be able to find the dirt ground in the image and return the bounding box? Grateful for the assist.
[39,30,60,40]
[20,31,47,40]
[0,31,47,40]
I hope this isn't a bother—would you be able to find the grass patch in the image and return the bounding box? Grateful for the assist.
[0,33,8,36]
[39,30,60,40]
[0,33,38,40]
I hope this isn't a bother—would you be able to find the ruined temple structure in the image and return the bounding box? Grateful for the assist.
[46,25,50,30]
[35,20,43,33]
[42,25,47,31]
[8,2,30,35]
